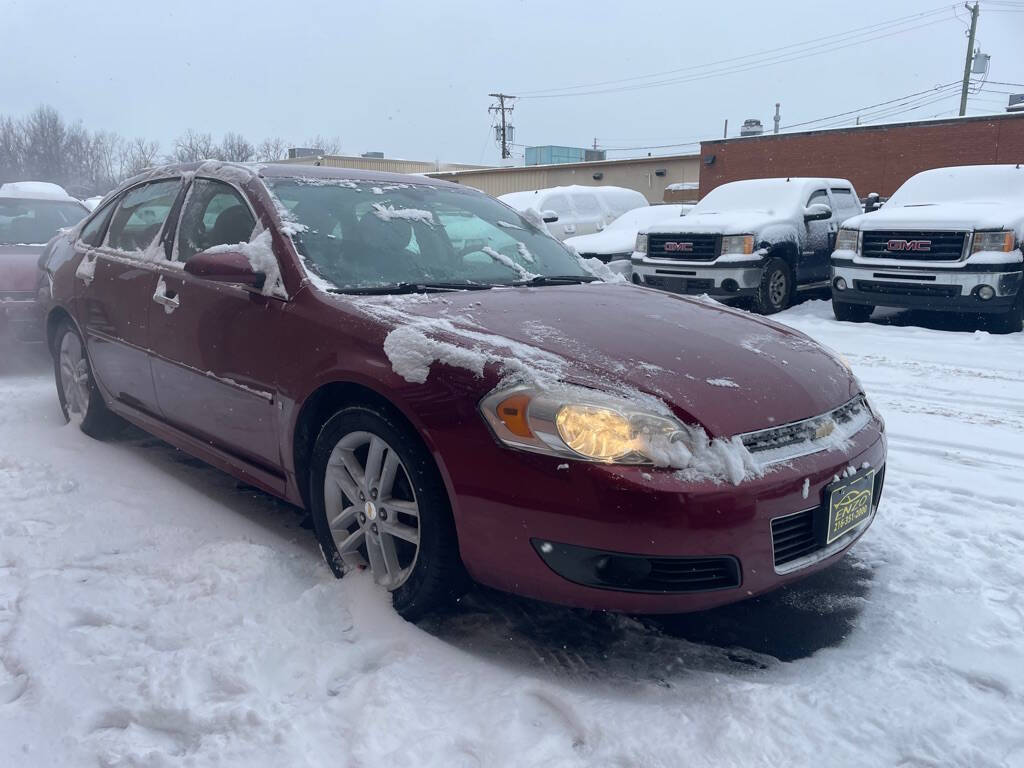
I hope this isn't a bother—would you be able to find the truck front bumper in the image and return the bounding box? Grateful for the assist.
[831,261,1023,313]
[631,257,764,297]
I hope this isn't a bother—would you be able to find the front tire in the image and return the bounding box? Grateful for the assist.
[753,257,793,315]
[832,299,874,323]
[309,405,467,620]
[53,319,123,439]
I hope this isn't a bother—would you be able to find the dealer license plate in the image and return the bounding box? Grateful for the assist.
[824,469,876,544]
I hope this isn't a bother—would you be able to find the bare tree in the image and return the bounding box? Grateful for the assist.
[21,105,67,183]
[305,134,342,155]
[173,129,216,163]
[218,132,255,163]
[256,136,288,162]
[0,115,24,184]
[120,137,161,178]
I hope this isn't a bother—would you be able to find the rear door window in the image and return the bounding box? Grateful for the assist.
[175,179,257,261]
[542,194,573,218]
[830,187,862,218]
[104,179,181,253]
[572,193,602,215]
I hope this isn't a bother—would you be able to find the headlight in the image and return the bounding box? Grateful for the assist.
[480,385,687,464]
[635,233,648,254]
[971,230,1015,254]
[721,235,754,255]
[836,228,860,253]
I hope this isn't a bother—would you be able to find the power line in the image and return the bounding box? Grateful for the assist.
[516,5,956,99]
[780,82,961,130]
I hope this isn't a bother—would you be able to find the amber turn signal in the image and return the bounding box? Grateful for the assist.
[495,393,533,437]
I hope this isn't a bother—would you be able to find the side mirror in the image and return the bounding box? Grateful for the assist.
[804,203,832,222]
[541,209,559,224]
[184,248,265,289]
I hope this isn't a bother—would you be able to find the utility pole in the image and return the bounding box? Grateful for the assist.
[488,93,516,160]
[959,2,980,117]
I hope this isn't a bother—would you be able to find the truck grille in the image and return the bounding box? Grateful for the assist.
[860,230,967,261]
[647,233,720,261]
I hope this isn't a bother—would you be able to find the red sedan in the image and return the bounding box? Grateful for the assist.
[42,162,886,619]
[1,183,89,341]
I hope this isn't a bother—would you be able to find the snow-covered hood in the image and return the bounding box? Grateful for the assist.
[360,283,858,438]
[846,202,1024,234]
[0,245,44,293]
[565,229,636,256]
[644,210,790,237]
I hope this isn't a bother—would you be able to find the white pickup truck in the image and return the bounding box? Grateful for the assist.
[631,177,862,313]
[831,165,1024,333]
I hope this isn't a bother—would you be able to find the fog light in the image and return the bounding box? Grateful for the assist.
[721,278,739,293]
[834,277,848,291]
[977,285,995,300]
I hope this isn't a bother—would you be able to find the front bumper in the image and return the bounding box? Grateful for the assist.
[630,256,764,297]
[449,414,887,614]
[832,260,1023,313]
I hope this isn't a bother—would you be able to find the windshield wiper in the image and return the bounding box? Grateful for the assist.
[512,275,601,287]
[329,281,493,295]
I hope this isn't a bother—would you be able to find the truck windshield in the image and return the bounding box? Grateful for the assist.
[0,198,88,246]
[692,180,804,215]
[266,178,591,291]
[886,166,1024,207]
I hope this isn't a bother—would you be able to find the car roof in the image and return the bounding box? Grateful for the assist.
[0,180,82,203]
[120,160,466,191]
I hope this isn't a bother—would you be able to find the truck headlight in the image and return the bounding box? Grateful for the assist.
[635,233,648,254]
[480,385,687,464]
[721,235,754,255]
[836,228,860,253]
[971,231,1015,254]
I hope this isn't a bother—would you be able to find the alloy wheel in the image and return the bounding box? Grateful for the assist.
[59,331,90,424]
[323,431,421,589]
[769,268,788,308]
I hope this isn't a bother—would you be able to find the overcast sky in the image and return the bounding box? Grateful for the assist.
[2,0,1021,164]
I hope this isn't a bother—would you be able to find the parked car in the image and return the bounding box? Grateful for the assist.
[0,181,89,341]
[831,165,1024,333]
[499,184,648,241]
[565,204,691,263]
[43,162,886,619]
[632,177,863,314]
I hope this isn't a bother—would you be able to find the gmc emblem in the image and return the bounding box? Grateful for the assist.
[886,239,931,252]
[664,242,694,253]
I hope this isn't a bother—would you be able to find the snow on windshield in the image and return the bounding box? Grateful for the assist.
[692,179,806,215]
[886,165,1024,206]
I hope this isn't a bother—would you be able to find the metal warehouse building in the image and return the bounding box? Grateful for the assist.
[698,112,1024,198]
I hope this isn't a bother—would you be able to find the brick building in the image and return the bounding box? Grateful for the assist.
[698,113,1024,198]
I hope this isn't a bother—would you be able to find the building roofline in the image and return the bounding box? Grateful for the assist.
[428,151,700,177]
[702,110,1024,146]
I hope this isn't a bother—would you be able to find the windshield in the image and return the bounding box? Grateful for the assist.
[886,166,1024,207]
[266,178,591,290]
[0,198,87,245]
[692,180,804,215]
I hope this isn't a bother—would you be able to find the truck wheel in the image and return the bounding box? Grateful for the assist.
[988,290,1024,334]
[53,319,123,439]
[832,299,874,323]
[308,405,468,620]
[754,258,793,315]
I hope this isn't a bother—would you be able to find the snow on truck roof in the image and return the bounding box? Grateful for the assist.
[886,164,1024,206]
[693,177,855,215]
[0,181,78,201]
[499,185,647,210]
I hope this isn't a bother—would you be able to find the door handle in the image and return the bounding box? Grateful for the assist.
[153,277,180,314]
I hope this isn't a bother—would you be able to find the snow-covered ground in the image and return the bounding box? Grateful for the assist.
[1,301,1022,767]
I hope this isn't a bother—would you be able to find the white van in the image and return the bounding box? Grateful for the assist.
[499,185,648,241]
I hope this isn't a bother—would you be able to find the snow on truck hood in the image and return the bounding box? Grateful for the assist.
[643,210,788,236]
[356,283,858,439]
[845,201,1024,234]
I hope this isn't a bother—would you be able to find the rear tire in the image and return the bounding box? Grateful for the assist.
[308,405,468,620]
[988,289,1024,334]
[753,257,793,315]
[53,319,123,439]
[832,299,874,323]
